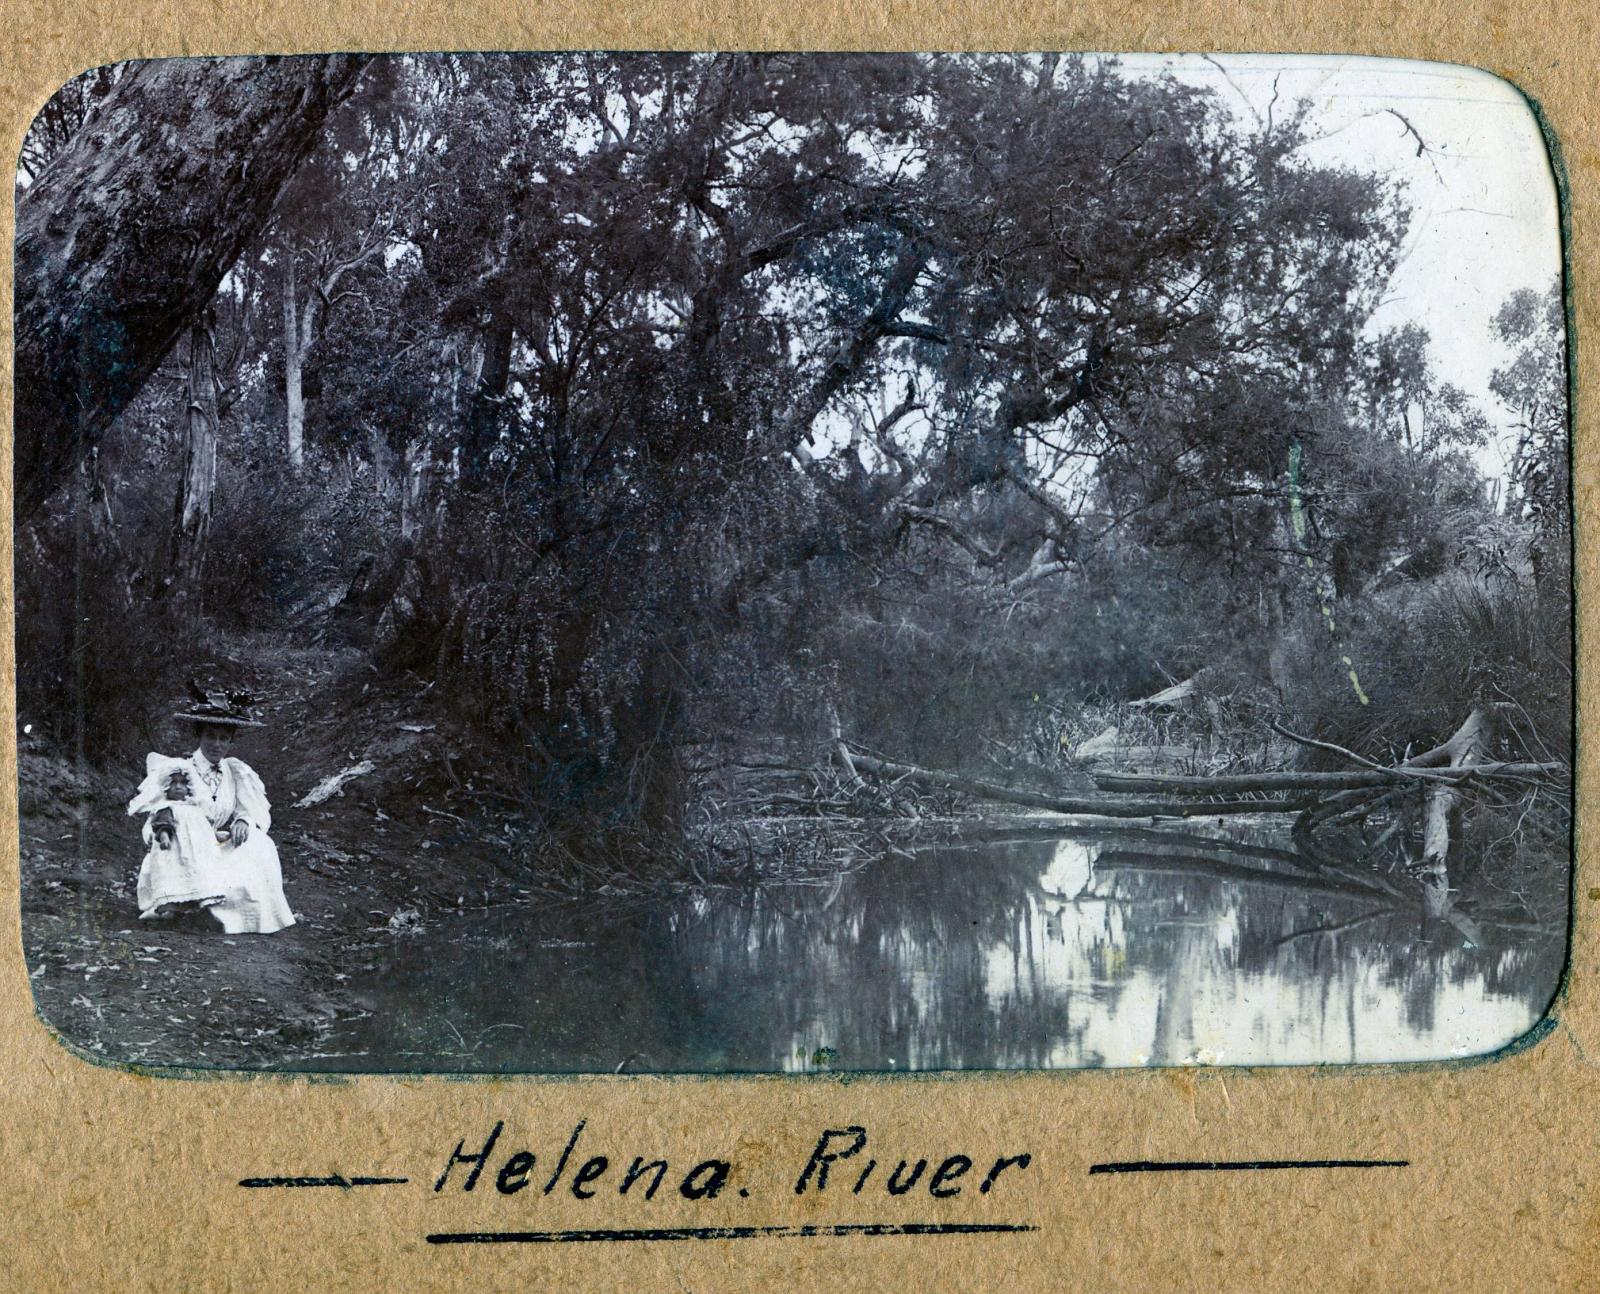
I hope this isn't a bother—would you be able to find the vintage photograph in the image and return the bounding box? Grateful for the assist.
[14,52,1571,1073]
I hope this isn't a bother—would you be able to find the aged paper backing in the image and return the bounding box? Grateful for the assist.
[0,2,1594,1289]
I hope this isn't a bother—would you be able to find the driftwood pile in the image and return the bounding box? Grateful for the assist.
[842,705,1567,932]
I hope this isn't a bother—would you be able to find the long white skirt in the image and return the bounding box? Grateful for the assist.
[136,803,230,917]
[207,831,296,934]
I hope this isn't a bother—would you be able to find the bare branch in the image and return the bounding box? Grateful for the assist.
[778,238,932,450]
[900,505,999,564]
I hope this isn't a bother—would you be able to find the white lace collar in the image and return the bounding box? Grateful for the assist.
[190,749,226,795]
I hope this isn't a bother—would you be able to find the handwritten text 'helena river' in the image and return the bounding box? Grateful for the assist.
[434,1122,1033,1202]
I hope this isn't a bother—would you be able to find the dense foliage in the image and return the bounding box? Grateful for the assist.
[15,54,1570,880]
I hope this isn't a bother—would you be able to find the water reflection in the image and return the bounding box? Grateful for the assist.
[311,828,1566,1073]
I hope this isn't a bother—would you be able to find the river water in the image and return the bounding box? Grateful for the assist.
[306,824,1566,1073]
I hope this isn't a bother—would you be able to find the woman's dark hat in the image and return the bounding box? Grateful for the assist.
[174,681,265,729]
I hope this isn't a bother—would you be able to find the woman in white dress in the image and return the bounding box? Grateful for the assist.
[127,701,295,935]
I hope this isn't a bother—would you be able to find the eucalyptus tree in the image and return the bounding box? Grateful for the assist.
[1489,281,1568,597]
[159,257,267,603]
[823,57,1419,593]
[264,60,431,470]
[14,54,372,521]
[163,313,221,599]
[342,52,944,826]
[757,56,1452,756]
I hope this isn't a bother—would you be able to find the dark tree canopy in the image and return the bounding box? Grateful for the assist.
[13,52,1566,857]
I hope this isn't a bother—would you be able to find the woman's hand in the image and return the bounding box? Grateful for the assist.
[154,825,175,850]
[229,819,250,847]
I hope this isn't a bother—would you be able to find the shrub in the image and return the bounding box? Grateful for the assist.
[202,445,393,631]
[1276,569,1570,766]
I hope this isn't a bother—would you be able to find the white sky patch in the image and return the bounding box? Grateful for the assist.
[1129,54,1563,479]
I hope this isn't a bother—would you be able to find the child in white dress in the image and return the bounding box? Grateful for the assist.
[127,756,231,917]
[128,702,296,935]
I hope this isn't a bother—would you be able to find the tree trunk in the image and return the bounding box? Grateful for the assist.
[826,702,864,790]
[1265,589,1294,700]
[374,555,427,659]
[283,253,307,469]
[461,312,515,490]
[165,313,219,601]
[14,54,371,521]
[401,438,437,542]
[369,422,396,499]
[776,240,931,453]
[1416,708,1495,919]
[330,448,356,494]
[1093,761,1555,796]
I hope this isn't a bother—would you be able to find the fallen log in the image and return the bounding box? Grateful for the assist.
[885,817,1311,863]
[1129,677,1196,708]
[827,702,865,791]
[1407,705,1506,769]
[1092,850,1397,900]
[1079,824,1307,864]
[1316,785,1411,832]
[1092,761,1561,796]
[294,760,376,808]
[847,750,1313,819]
[1270,708,1563,928]
[1289,786,1404,853]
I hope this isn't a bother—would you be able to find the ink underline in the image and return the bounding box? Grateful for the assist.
[1088,1159,1408,1174]
[425,1223,1039,1244]
[239,1175,410,1188]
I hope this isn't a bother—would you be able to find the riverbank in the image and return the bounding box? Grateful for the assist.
[18,745,519,1070]
[19,725,1567,1073]
[16,636,535,1070]
[16,633,1567,1072]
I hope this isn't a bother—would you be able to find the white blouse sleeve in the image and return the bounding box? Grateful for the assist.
[226,758,273,833]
